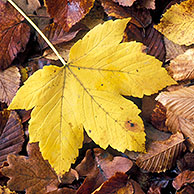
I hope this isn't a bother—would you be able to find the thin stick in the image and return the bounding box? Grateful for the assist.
[7,0,67,66]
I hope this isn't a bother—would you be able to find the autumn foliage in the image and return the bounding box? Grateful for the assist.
[0,0,194,193]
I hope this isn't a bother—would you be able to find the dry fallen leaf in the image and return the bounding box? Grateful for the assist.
[136,132,185,173]
[173,170,194,190]
[168,49,194,81]
[177,153,194,172]
[12,0,41,14]
[0,111,24,166]
[1,143,59,194]
[0,1,30,70]
[164,37,194,61]
[156,86,194,151]
[112,0,137,7]
[138,0,155,10]
[45,0,95,31]
[0,66,20,105]
[0,109,10,135]
[154,0,194,46]
[100,0,152,28]
[76,148,133,194]
[38,22,87,50]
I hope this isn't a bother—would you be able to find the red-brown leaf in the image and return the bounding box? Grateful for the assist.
[0,2,30,70]
[1,143,59,194]
[45,0,95,31]
[0,111,24,166]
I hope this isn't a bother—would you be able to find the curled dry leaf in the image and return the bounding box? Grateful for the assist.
[176,185,194,194]
[136,132,185,173]
[168,49,194,81]
[100,0,152,28]
[173,170,194,190]
[177,153,194,172]
[0,111,24,166]
[92,172,144,194]
[112,0,137,7]
[45,0,95,31]
[0,1,30,70]
[0,66,20,105]
[154,0,194,46]
[76,148,133,194]
[1,143,59,194]
[0,109,10,135]
[156,86,194,151]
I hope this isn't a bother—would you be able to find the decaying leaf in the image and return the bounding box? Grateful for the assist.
[92,172,145,194]
[100,0,152,28]
[1,143,59,194]
[0,111,24,166]
[0,66,20,105]
[38,22,87,50]
[0,110,10,135]
[125,23,165,61]
[168,49,194,81]
[177,153,194,172]
[164,37,193,61]
[12,0,41,14]
[136,132,185,173]
[76,148,133,194]
[154,0,194,46]
[45,0,95,31]
[0,1,30,70]
[112,0,137,7]
[8,18,175,175]
[173,170,194,190]
[156,86,194,151]
[139,0,155,10]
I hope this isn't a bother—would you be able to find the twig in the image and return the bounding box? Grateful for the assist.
[7,0,67,66]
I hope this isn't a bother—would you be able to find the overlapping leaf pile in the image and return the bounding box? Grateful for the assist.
[1,0,194,193]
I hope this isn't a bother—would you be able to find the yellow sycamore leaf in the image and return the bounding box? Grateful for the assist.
[154,0,194,46]
[9,18,176,175]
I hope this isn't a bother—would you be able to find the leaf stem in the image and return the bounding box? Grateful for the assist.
[7,0,67,66]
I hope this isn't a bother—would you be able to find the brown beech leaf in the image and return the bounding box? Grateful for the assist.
[177,153,194,172]
[0,111,24,166]
[0,110,10,135]
[76,148,133,194]
[12,0,41,14]
[93,172,145,194]
[136,132,185,173]
[100,0,152,28]
[164,37,194,61]
[125,23,165,61]
[177,185,194,194]
[1,143,59,194]
[112,0,137,7]
[0,185,16,194]
[173,170,194,190]
[151,102,168,132]
[39,22,87,49]
[138,0,155,9]
[0,66,20,105]
[156,86,194,151]
[168,49,194,81]
[0,2,30,70]
[45,0,95,31]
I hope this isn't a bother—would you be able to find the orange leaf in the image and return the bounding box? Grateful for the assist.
[136,132,185,173]
[0,2,30,70]
[1,143,59,194]
[45,0,95,31]
[0,111,24,166]
[112,0,136,7]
